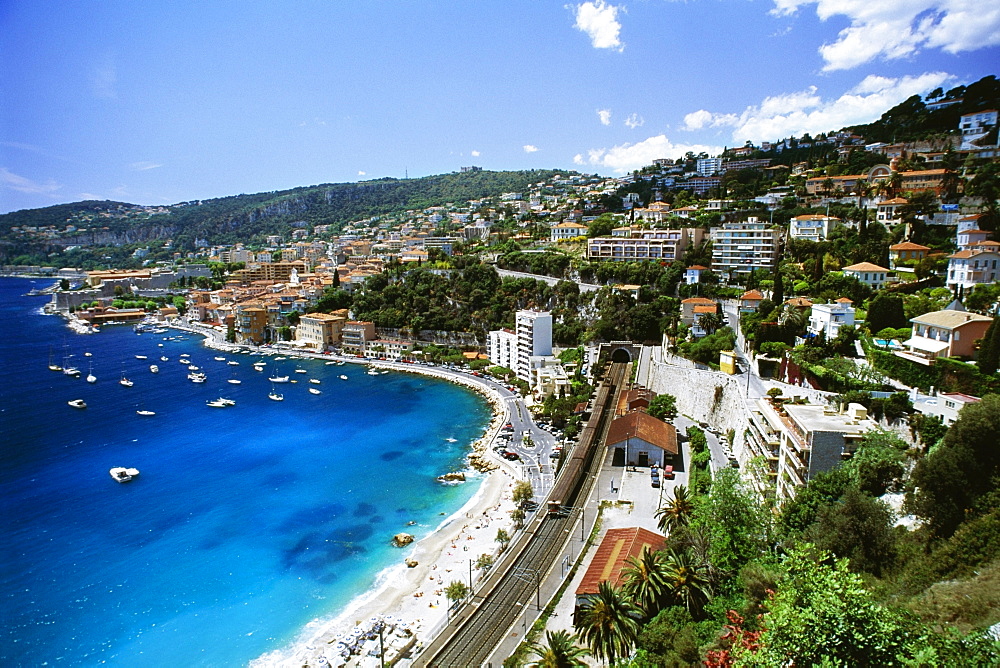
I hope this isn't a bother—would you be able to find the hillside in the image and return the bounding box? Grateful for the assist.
[0,169,569,264]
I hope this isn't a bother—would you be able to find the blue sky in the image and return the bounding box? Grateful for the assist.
[2,0,998,213]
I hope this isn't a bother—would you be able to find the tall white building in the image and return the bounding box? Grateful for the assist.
[696,157,722,176]
[487,328,517,370]
[515,310,553,383]
[710,218,781,278]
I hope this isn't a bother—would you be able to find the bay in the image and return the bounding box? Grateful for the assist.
[0,277,490,666]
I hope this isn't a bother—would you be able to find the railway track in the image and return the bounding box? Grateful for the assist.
[416,361,629,667]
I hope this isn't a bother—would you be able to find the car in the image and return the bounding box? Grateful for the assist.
[501,451,520,461]
[728,457,739,469]
[549,451,561,459]
[520,500,539,512]
[663,465,674,479]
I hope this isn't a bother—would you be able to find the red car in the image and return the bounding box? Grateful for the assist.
[663,465,674,479]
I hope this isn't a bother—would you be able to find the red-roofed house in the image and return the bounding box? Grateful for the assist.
[740,290,765,312]
[680,297,717,325]
[684,265,709,285]
[575,527,666,616]
[889,241,930,269]
[842,262,891,289]
[946,247,1000,290]
[605,412,678,468]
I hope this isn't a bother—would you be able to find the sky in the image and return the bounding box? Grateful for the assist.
[1,0,998,214]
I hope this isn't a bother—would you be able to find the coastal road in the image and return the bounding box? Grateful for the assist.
[495,268,602,294]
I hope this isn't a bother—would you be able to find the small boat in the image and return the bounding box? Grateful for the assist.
[295,368,307,374]
[178,358,190,364]
[269,375,290,383]
[309,378,321,384]
[227,378,241,384]
[48,348,63,372]
[308,387,321,395]
[214,356,227,362]
[207,398,234,407]
[63,364,81,377]
[254,361,266,366]
[84,352,93,357]
[86,362,97,384]
[268,391,284,401]
[325,361,337,365]
[274,356,286,361]
[187,372,207,383]
[136,409,156,416]
[120,376,133,387]
[160,356,168,362]
[149,365,159,373]
[228,361,240,366]
[339,375,348,381]
[157,343,163,347]
[109,467,139,483]
[188,365,200,371]
[135,355,147,360]
[253,365,264,372]
[367,369,379,376]
[68,399,87,409]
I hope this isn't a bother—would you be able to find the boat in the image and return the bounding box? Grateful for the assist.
[214,356,227,362]
[253,365,264,372]
[160,356,169,362]
[309,378,321,384]
[86,362,96,384]
[274,356,286,361]
[157,343,163,347]
[68,399,87,409]
[84,352,92,357]
[48,348,62,372]
[135,355,147,360]
[339,374,349,381]
[228,360,240,366]
[325,361,337,365]
[227,378,241,384]
[269,375,290,383]
[149,364,159,373]
[268,391,284,401]
[136,409,155,416]
[120,375,133,388]
[206,398,235,407]
[367,368,380,376]
[254,361,266,366]
[187,372,207,383]
[109,467,139,483]
[188,365,200,371]
[63,365,81,377]
[308,387,321,395]
[178,357,190,364]
[295,368,307,374]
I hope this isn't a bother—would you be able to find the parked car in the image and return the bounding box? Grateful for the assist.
[663,465,674,480]
[502,451,520,461]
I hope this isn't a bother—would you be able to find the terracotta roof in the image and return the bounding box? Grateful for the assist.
[835,297,854,303]
[889,242,930,251]
[843,262,890,272]
[686,265,708,271]
[693,304,719,314]
[793,214,839,221]
[879,197,908,205]
[605,412,678,455]
[785,297,814,307]
[741,290,764,300]
[576,527,666,596]
[681,297,716,304]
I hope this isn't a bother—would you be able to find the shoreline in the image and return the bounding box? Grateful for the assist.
[157,319,522,667]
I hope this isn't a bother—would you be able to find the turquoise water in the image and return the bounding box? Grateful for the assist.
[0,278,491,666]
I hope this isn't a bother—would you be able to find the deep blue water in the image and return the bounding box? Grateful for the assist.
[0,277,490,666]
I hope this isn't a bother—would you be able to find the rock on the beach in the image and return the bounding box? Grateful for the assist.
[405,558,419,568]
[392,533,415,547]
[437,471,466,483]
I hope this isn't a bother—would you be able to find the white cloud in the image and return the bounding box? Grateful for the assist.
[0,167,62,195]
[624,113,644,129]
[685,71,952,142]
[358,170,366,176]
[572,1,625,51]
[130,161,162,171]
[523,144,540,153]
[771,0,1000,71]
[471,150,481,157]
[578,135,724,174]
[597,109,612,126]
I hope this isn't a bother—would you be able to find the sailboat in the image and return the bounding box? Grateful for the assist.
[268,384,284,401]
[48,348,63,372]
[86,361,97,384]
[120,365,133,388]
[308,387,322,395]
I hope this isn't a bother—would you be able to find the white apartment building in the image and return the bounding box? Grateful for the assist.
[946,247,1000,290]
[789,214,840,242]
[515,310,552,383]
[550,221,589,242]
[696,157,723,176]
[807,299,856,339]
[487,328,517,370]
[959,109,998,149]
[710,219,780,278]
[588,228,703,263]
[744,399,879,501]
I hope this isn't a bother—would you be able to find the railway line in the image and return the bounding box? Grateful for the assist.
[416,361,629,667]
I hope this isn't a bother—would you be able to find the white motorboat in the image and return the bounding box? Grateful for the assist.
[274,356,286,361]
[207,399,232,407]
[160,356,168,362]
[188,364,200,371]
[214,356,227,362]
[228,378,241,384]
[84,352,92,357]
[269,375,290,383]
[136,409,155,416]
[63,365,81,377]
[149,365,159,373]
[268,391,284,401]
[309,378,321,384]
[109,467,139,483]
[325,361,337,365]
[68,399,87,409]
[308,387,321,395]
[294,367,307,374]
[187,372,207,383]
[228,361,240,366]
[367,369,379,376]
[135,355,147,360]
[120,376,133,388]
[339,374,348,381]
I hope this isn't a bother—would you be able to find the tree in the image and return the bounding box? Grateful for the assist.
[647,394,678,420]
[848,429,907,496]
[527,630,590,668]
[495,528,511,551]
[976,316,1000,376]
[655,485,694,535]
[474,553,494,574]
[622,546,670,617]
[59,278,70,291]
[576,581,640,666]
[444,580,468,619]
[513,480,535,507]
[865,292,907,334]
[804,486,897,576]
[588,213,617,238]
[662,550,712,616]
[909,394,1000,539]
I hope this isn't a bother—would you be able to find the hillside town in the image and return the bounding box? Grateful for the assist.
[7,82,1000,665]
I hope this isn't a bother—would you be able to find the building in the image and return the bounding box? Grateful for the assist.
[296,312,346,350]
[888,241,930,269]
[487,328,517,370]
[696,157,723,176]
[575,527,666,619]
[789,214,840,242]
[684,265,708,284]
[710,219,780,278]
[807,299,856,339]
[681,175,722,194]
[739,290,764,312]
[515,310,552,383]
[898,306,993,364]
[587,228,702,263]
[680,297,718,326]
[842,262,891,290]
[876,197,908,224]
[946,247,1000,290]
[762,400,879,501]
[915,392,981,426]
[236,306,267,345]
[550,221,589,242]
[959,109,999,149]
[341,321,376,356]
[605,412,679,468]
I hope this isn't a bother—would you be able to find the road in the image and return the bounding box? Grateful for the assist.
[495,268,602,293]
[722,300,769,399]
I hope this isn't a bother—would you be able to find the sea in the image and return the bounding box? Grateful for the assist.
[0,277,492,667]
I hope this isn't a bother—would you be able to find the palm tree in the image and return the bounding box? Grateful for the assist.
[655,485,694,535]
[576,581,640,666]
[698,311,723,335]
[527,630,591,668]
[621,546,669,617]
[663,550,711,616]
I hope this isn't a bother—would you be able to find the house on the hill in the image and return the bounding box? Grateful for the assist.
[605,411,678,468]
